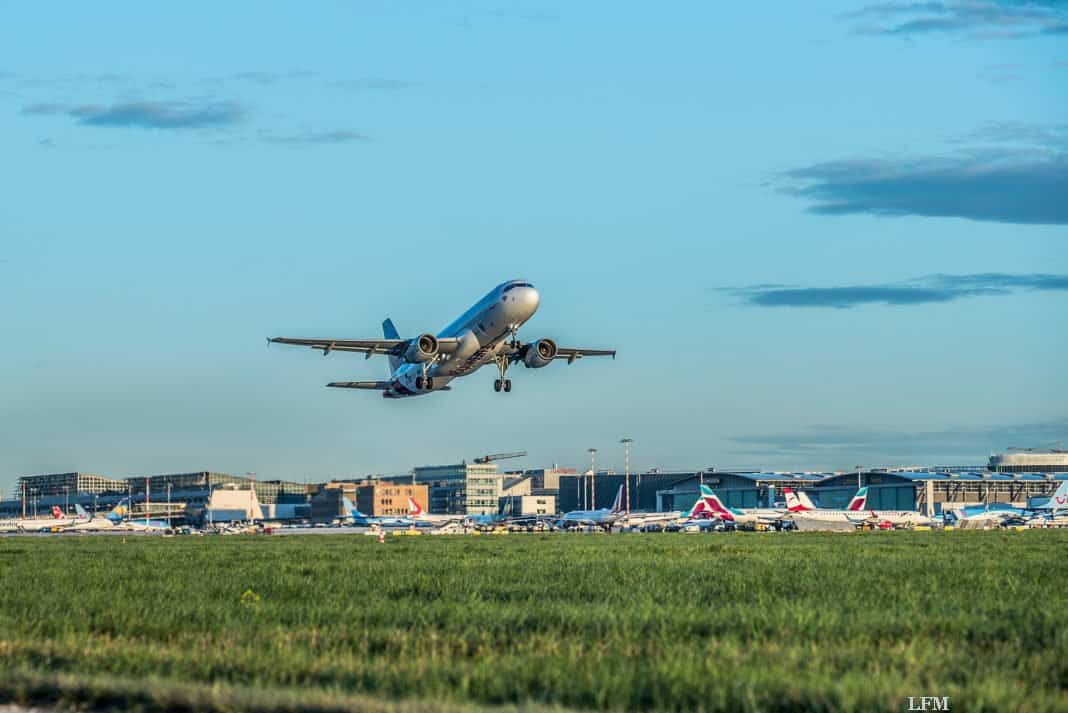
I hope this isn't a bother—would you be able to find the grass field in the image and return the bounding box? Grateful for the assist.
[0,532,1066,713]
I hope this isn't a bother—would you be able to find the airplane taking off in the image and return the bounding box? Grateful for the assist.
[269,279,615,397]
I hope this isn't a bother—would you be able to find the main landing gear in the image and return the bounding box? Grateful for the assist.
[416,359,437,390]
[493,355,513,393]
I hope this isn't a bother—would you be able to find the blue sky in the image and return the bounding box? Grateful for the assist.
[1,1,1066,493]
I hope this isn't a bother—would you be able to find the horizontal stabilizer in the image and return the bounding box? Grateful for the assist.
[327,381,391,390]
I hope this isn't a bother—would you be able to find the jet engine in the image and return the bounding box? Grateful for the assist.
[404,334,439,363]
[523,338,557,368]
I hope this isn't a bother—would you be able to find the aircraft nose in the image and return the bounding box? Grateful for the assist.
[502,286,539,320]
[521,286,540,314]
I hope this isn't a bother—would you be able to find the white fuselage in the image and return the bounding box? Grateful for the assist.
[559,509,624,528]
[0,516,73,532]
[386,281,539,398]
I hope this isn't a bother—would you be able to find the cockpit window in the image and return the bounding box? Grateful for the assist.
[502,282,534,293]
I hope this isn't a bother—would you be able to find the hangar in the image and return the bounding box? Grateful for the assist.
[810,470,1068,516]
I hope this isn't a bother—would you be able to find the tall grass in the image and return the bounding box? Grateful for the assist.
[0,532,1065,712]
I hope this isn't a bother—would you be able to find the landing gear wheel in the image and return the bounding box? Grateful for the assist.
[494,379,502,392]
[503,379,512,393]
[425,377,434,389]
[416,376,425,389]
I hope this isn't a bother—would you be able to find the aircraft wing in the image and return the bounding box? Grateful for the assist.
[269,336,460,357]
[327,381,392,390]
[553,347,616,363]
[327,381,451,391]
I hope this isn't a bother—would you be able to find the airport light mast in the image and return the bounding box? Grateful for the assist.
[621,438,633,520]
[588,448,597,510]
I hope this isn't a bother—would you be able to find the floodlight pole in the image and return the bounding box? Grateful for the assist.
[588,448,597,509]
[167,484,172,530]
[621,438,633,519]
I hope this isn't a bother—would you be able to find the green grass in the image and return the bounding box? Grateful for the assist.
[0,532,1066,713]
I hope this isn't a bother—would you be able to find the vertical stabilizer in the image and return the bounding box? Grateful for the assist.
[846,487,869,511]
[382,319,403,376]
[610,485,625,514]
[700,485,736,521]
[784,488,811,512]
[1050,480,1068,515]
[408,497,425,518]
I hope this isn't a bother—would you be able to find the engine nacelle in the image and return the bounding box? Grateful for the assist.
[404,334,439,364]
[523,338,558,368]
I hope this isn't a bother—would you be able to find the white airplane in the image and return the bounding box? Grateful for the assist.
[0,505,73,533]
[269,279,615,397]
[698,485,788,526]
[406,497,469,527]
[64,503,120,531]
[948,480,1068,528]
[558,485,626,529]
[786,487,933,528]
[623,492,719,528]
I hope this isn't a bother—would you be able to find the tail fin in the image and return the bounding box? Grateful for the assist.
[342,497,362,518]
[686,495,711,519]
[846,487,869,511]
[107,498,130,523]
[699,485,736,521]
[408,497,424,518]
[784,487,811,512]
[1050,480,1068,515]
[383,319,403,377]
[610,485,625,514]
[75,503,89,520]
[51,505,64,519]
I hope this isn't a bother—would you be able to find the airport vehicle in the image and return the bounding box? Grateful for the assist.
[269,279,615,397]
[0,505,73,533]
[558,485,626,530]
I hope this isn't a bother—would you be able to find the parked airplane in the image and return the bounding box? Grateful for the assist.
[1031,480,1068,515]
[269,279,615,397]
[785,487,868,514]
[624,495,718,528]
[783,487,936,528]
[342,498,414,528]
[407,497,469,527]
[105,499,171,531]
[948,480,1068,528]
[64,503,120,531]
[0,505,72,533]
[558,485,626,529]
[698,485,787,526]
